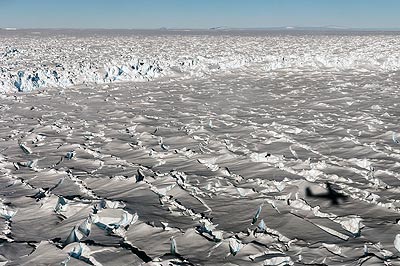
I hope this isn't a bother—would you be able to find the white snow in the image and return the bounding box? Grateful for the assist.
[1,31,400,92]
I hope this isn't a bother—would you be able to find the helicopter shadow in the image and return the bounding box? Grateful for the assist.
[305,182,348,205]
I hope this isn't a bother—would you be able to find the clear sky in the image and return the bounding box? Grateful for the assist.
[0,0,399,29]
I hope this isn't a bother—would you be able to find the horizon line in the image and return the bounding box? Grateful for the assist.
[2,26,400,32]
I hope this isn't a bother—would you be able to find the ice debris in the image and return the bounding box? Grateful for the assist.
[64,242,101,266]
[252,205,262,225]
[0,203,16,220]
[64,226,88,245]
[92,209,138,231]
[18,159,38,169]
[19,143,32,154]
[289,145,299,159]
[393,132,400,144]
[257,219,266,233]
[262,255,294,266]
[322,243,342,256]
[229,238,243,256]
[65,151,76,160]
[394,234,400,253]
[78,218,92,237]
[94,199,125,212]
[198,219,223,242]
[170,238,178,255]
[161,143,169,151]
[64,218,92,246]
[136,168,145,183]
[55,196,68,213]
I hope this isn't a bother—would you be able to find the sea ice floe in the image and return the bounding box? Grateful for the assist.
[321,243,342,256]
[313,223,350,241]
[334,216,364,235]
[262,254,294,266]
[236,187,254,197]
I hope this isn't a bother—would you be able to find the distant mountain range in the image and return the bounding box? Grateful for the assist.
[208,25,400,31]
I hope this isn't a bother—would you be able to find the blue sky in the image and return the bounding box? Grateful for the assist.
[0,0,399,29]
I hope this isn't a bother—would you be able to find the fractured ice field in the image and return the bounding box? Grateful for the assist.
[1,29,400,265]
